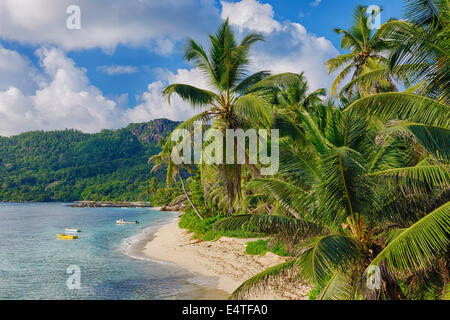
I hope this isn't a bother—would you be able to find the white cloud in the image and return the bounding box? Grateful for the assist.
[126,68,212,123]
[97,65,139,75]
[0,45,43,94]
[0,0,340,136]
[221,0,281,33]
[311,0,322,7]
[0,48,125,136]
[0,0,219,52]
[0,47,212,136]
[220,0,338,90]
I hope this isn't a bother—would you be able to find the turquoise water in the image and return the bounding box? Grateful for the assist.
[0,203,221,300]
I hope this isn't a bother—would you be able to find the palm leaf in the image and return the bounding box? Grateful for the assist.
[233,93,272,126]
[368,164,450,191]
[247,73,301,93]
[326,53,356,74]
[229,259,297,300]
[213,214,324,237]
[162,84,218,108]
[381,121,450,161]
[296,234,359,286]
[371,201,450,272]
[234,71,271,94]
[319,270,355,300]
[346,92,450,128]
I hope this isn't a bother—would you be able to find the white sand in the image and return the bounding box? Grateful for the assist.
[143,216,310,300]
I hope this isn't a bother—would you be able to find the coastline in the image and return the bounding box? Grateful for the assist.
[122,211,230,299]
[140,214,311,300]
[68,201,156,208]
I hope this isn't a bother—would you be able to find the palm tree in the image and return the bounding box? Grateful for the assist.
[149,142,204,221]
[214,2,449,299]
[347,0,449,163]
[326,5,396,97]
[215,96,449,299]
[161,19,296,214]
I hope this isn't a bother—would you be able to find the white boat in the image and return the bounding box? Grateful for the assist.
[65,228,81,233]
[116,219,139,225]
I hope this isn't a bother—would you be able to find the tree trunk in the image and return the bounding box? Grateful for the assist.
[178,173,204,221]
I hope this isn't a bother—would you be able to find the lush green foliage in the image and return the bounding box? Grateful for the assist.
[0,120,180,202]
[245,239,290,257]
[178,209,264,241]
[166,1,450,300]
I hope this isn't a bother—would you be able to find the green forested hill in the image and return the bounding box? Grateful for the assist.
[0,119,180,202]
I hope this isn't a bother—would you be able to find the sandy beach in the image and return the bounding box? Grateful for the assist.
[143,215,311,300]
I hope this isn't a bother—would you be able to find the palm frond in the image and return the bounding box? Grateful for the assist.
[346,92,450,128]
[382,121,450,161]
[371,201,450,272]
[319,270,355,300]
[329,64,354,97]
[185,39,220,89]
[213,214,325,237]
[162,84,217,108]
[368,164,450,192]
[234,71,271,94]
[233,92,272,127]
[229,259,297,300]
[247,73,301,93]
[326,53,356,74]
[296,234,360,286]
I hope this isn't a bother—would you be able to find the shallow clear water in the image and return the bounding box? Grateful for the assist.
[0,202,222,300]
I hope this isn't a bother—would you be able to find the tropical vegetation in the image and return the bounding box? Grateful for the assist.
[152,0,449,300]
[0,119,181,204]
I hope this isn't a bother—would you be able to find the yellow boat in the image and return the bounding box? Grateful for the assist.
[57,234,78,240]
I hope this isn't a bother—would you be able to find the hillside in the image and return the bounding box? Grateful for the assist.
[0,119,180,202]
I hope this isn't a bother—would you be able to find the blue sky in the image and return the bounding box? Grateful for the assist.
[0,0,405,136]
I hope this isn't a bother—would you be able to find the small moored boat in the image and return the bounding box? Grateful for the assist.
[65,228,81,233]
[57,234,78,240]
[116,219,139,225]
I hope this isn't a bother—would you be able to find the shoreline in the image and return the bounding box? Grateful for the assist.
[140,214,311,300]
[122,211,230,300]
[68,201,157,208]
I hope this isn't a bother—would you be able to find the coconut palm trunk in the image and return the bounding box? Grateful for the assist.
[178,172,204,221]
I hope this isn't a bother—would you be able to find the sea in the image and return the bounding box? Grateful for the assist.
[0,202,226,300]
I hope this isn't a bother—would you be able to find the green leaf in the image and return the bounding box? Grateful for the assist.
[319,270,355,300]
[346,93,450,128]
[371,201,450,272]
[368,164,450,191]
[296,234,359,286]
[229,259,297,299]
[213,214,324,237]
[162,84,217,108]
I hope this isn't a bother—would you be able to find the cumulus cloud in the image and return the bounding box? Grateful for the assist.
[97,65,139,75]
[311,0,322,6]
[0,48,125,136]
[0,47,210,136]
[0,0,340,136]
[220,0,281,33]
[0,0,219,52]
[125,68,212,123]
[0,45,43,94]
[221,0,338,90]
